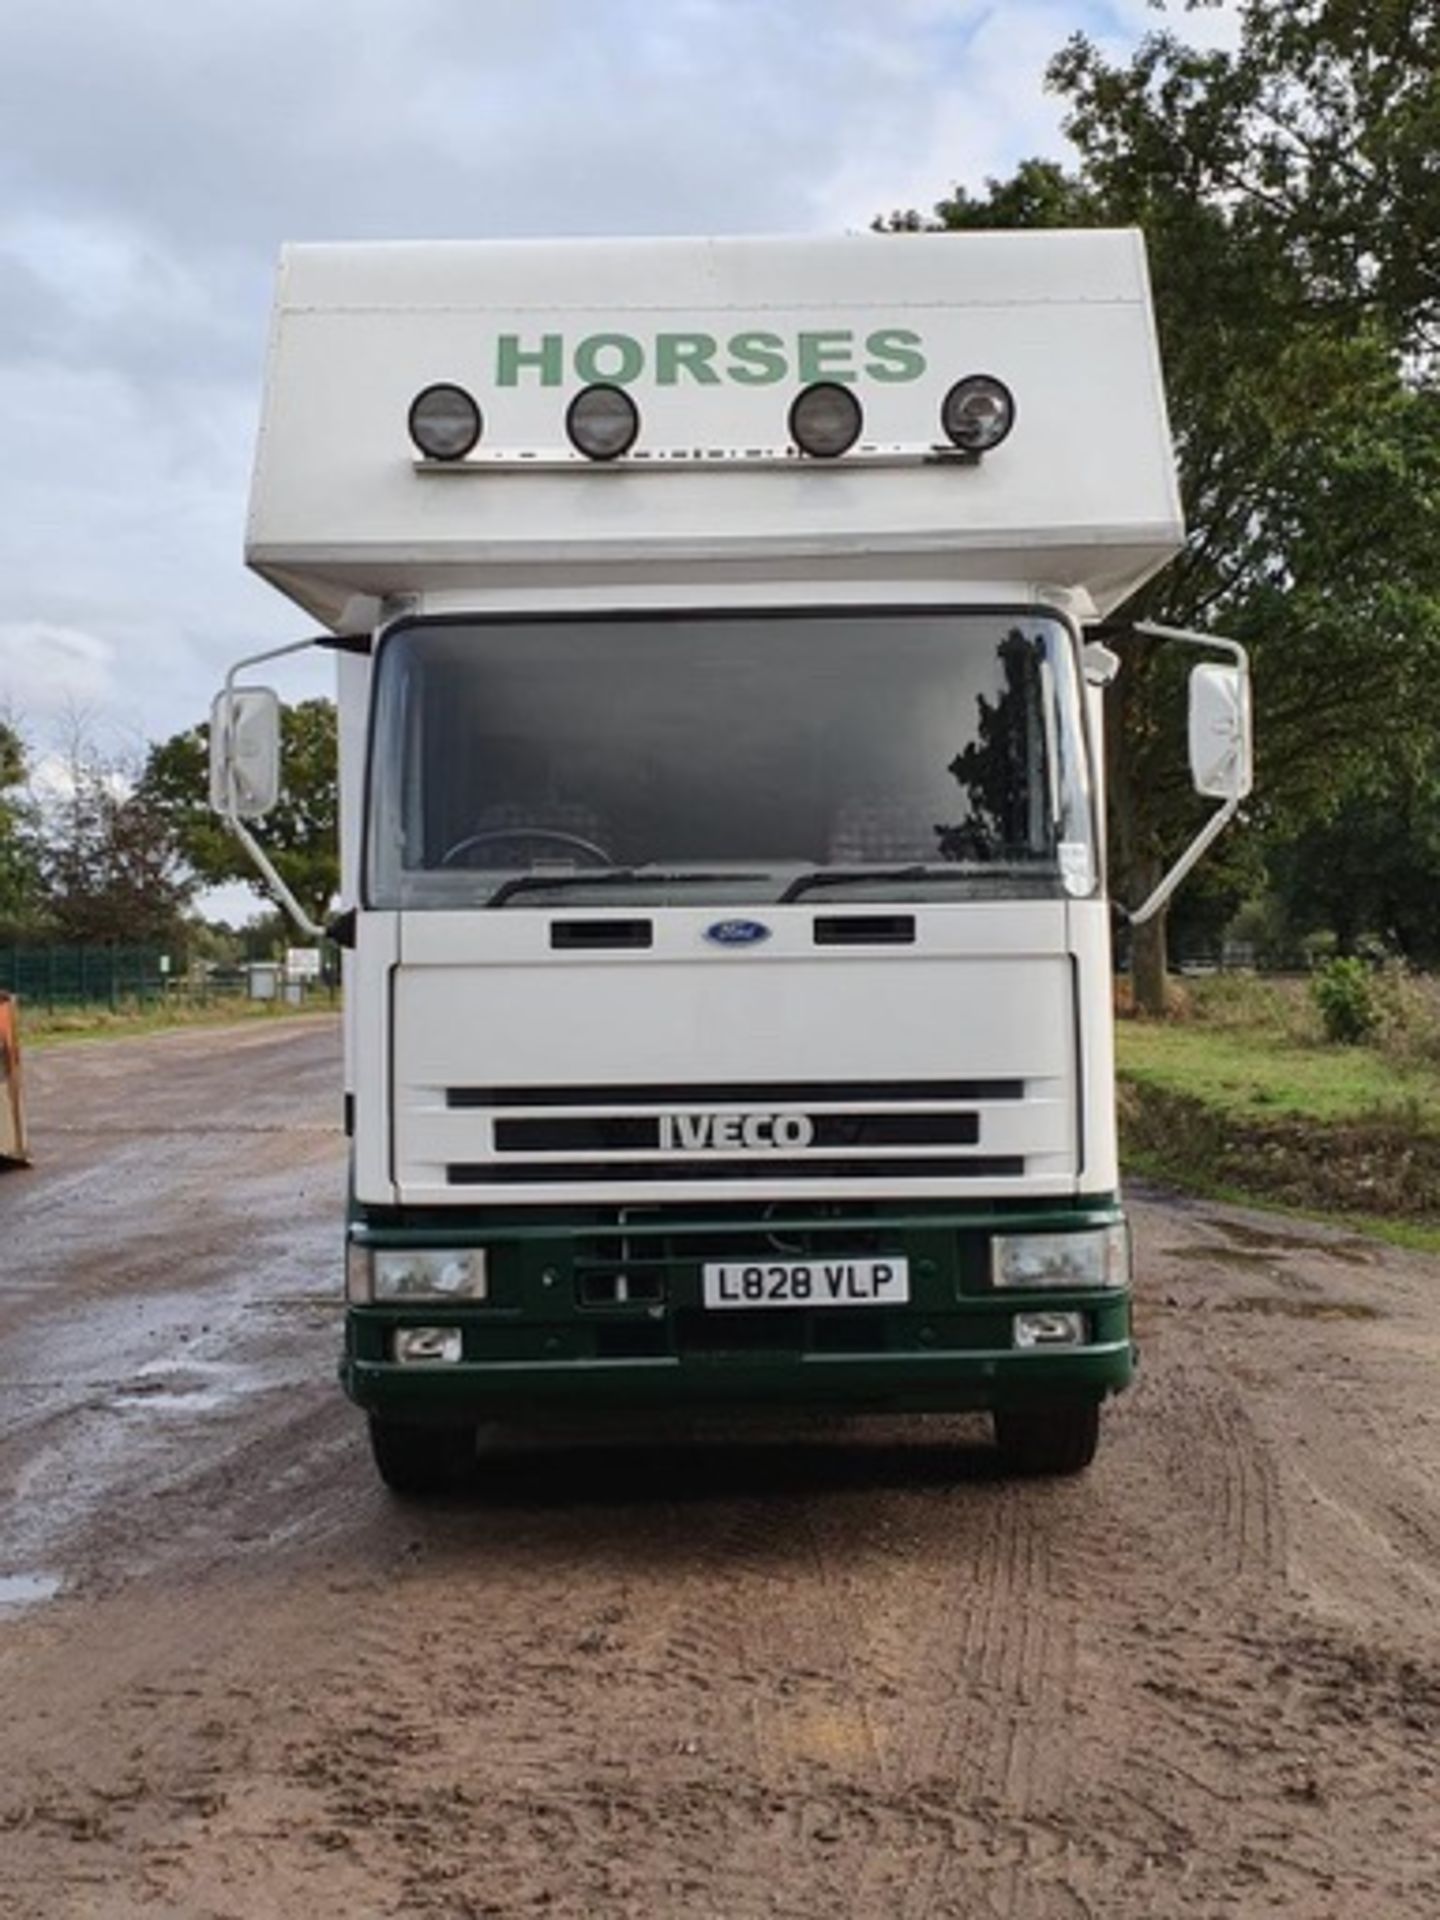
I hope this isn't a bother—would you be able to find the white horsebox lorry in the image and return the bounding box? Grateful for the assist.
[211,232,1251,1494]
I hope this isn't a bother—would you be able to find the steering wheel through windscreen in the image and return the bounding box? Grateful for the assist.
[438,825,615,870]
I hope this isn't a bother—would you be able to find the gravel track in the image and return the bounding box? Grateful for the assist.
[2,1017,1438,1918]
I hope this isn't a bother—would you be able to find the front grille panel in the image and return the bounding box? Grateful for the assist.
[390,943,1078,1201]
[403,1078,1072,1197]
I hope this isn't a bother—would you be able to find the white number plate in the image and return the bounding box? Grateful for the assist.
[702,1257,910,1310]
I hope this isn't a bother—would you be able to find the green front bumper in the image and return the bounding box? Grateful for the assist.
[340,1199,1134,1425]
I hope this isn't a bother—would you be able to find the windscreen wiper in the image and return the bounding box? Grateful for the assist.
[486,869,766,909]
[778,865,980,904]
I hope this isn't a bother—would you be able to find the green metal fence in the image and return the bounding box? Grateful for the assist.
[0,946,178,1010]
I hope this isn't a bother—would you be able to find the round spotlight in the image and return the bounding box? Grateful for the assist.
[566,383,640,461]
[789,382,863,459]
[408,383,483,461]
[940,375,1015,454]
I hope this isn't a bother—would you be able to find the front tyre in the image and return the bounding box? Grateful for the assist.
[368,1415,475,1497]
[993,1400,1100,1477]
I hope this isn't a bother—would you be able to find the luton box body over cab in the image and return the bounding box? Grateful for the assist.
[218,231,1250,1493]
[246,232,1182,623]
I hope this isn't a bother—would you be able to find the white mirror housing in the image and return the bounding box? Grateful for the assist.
[1188,662,1253,802]
[210,686,282,818]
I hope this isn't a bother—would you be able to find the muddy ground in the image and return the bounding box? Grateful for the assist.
[2,1017,1439,1919]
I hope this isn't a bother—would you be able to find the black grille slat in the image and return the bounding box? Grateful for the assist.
[449,1078,1022,1108]
[448,1155,1024,1185]
[813,915,916,946]
[498,1117,658,1152]
[495,1112,981,1153]
[550,919,653,950]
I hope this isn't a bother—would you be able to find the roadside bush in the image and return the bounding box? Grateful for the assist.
[1373,961,1440,1069]
[1177,972,1319,1044]
[1112,975,1192,1021]
[1312,956,1378,1045]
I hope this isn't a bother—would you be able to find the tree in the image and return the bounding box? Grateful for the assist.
[882,4,1440,1009]
[1051,2,1440,361]
[140,698,339,931]
[37,734,195,949]
[1269,765,1440,963]
[0,717,46,938]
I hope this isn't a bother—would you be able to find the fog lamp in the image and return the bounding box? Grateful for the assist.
[566,383,640,460]
[1013,1311,1087,1350]
[940,375,1015,453]
[789,381,863,458]
[992,1226,1129,1292]
[393,1327,464,1365]
[409,383,483,461]
[373,1248,487,1302]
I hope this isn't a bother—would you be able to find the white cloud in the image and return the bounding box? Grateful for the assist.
[0,624,117,723]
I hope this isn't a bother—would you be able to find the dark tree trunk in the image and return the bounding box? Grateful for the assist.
[1105,668,1173,1017]
[1129,866,1171,1016]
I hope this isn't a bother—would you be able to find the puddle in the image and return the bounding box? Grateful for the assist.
[1162,1245,1278,1270]
[112,1385,235,1414]
[1212,1220,1313,1254]
[1320,1238,1383,1266]
[0,1572,63,1613]
[109,1359,270,1416]
[1220,1295,1381,1323]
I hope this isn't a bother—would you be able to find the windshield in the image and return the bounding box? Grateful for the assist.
[366,609,1097,909]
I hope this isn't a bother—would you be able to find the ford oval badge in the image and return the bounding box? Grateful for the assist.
[705,919,772,948]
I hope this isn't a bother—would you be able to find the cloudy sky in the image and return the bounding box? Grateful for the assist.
[1,0,1238,774]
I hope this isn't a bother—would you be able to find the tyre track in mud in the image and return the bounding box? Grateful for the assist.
[5,1025,1440,1918]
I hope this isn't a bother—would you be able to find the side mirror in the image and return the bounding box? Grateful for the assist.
[209,686,281,818]
[1188,663,1252,802]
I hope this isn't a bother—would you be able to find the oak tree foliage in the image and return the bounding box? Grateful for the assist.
[882,1,1440,1004]
[140,697,339,931]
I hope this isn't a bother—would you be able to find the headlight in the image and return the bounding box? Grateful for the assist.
[348,1245,489,1303]
[991,1225,1129,1291]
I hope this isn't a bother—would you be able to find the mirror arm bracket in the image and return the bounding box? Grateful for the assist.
[222,813,328,942]
[1123,621,1251,929]
[1131,619,1248,670]
[1123,796,1244,928]
[326,906,357,950]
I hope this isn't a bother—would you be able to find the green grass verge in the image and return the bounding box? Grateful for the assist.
[1116,1020,1440,1133]
[17,996,338,1048]
[1116,1013,1440,1248]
